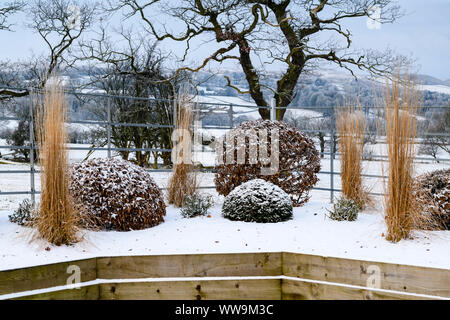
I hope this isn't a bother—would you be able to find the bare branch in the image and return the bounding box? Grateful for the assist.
[27,0,97,87]
[103,0,405,120]
[0,1,24,31]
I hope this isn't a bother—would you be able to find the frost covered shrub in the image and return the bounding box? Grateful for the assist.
[8,199,35,226]
[327,197,359,221]
[222,179,293,223]
[415,169,449,230]
[215,120,320,207]
[180,193,214,218]
[69,158,166,231]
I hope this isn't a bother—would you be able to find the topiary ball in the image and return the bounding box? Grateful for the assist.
[415,169,449,230]
[222,179,293,223]
[215,120,320,207]
[69,158,166,231]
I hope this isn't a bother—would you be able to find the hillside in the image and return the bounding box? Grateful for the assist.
[193,69,450,108]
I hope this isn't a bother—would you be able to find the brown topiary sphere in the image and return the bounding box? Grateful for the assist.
[415,168,449,230]
[215,120,321,206]
[69,158,166,231]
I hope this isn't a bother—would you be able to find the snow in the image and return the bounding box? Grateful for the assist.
[284,108,323,119]
[196,95,256,108]
[0,121,18,131]
[421,84,450,95]
[0,139,110,163]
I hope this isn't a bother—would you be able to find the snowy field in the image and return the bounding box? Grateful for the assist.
[0,152,449,271]
[196,95,323,120]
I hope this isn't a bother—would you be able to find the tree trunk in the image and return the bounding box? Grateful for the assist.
[319,133,325,158]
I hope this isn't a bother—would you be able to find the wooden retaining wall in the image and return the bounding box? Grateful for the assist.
[1,252,449,300]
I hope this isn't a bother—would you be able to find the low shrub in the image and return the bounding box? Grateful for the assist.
[222,179,293,223]
[415,169,449,230]
[215,120,320,207]
[69,158,166,231]
[327,197,360,221]
[180,193,214,218]
[8,199,36,226]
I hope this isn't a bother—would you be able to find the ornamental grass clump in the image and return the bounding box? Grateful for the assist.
[381,75,423,242]
[167,92,198,207]
[35,84,79,245]
[336,104,371,209]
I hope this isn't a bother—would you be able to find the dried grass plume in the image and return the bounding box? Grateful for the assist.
[167,91,198,207]
[336,103,370,208]
[380,74,426,242]
[35,83,79,245]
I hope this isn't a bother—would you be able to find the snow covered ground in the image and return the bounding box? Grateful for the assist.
[0,155,449,271]
[0,190,449,271]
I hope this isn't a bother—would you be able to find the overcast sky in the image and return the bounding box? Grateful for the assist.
[0,0,449,80]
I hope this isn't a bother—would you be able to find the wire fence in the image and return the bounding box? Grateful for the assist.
[0,89,449,207]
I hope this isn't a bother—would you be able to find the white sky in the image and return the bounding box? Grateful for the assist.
[0,0,449,80]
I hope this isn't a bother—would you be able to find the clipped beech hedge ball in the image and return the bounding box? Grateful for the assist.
[222,179,293,223]
[215,120,320,207]
[69,158,166,231]
[415,168,449,230]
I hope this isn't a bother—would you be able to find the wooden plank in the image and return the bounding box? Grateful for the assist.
[97,252,281,279]
[281,279,434,300]
[10,278,441,300]
[99,279,281,300]
[2,252,449,300]
[0,259,97,295]
[12,285,100,300]
[282,252,450,298]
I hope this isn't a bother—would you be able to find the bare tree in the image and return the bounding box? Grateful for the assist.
[27,0,97,87]
[420,107,450,161]
[0,1,97,162]
[107,0,406,120]
[0,0,96,99]
[0,2,26,98]
[78,31,188,167]
[0,1,24,31]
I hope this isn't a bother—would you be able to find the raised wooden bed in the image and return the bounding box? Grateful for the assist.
[0,252,449,300]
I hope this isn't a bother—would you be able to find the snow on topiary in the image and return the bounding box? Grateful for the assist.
[415,168,449,230]
[215,120,320,207]
[69,158,166,231]
[222,179,293,223]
